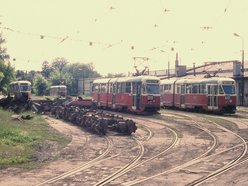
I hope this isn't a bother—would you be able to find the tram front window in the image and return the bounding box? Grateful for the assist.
[222,85,235,94]
[20,85,30,91]
[145,84,160,94]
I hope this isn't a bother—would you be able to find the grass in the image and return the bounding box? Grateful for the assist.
[202,115,239,131]
[155,109,191,122]
[237,106,248,113]
[0,109,71,169]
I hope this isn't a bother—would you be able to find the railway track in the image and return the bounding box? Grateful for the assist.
[187,116,248,185]
[85,111,216,185]
[36,135,114,185]
[93,136,145,186]
[120,116,218,186]
[36,110,248,185]
[159,111,248,186]
[93,118,179,186]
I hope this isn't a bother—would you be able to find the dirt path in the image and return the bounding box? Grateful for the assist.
[1,111,248,186]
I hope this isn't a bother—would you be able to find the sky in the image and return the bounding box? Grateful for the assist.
[0,0,247,76]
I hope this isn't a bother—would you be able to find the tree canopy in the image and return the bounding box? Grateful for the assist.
[40,60,101,95]
[0,33,10,61]
[0,33,15,94]
[33,74,49,96]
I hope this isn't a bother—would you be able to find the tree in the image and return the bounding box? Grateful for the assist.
[0,33,15,93]
[0,71,4,83]
[105,73,126,78]
[15,70,36,86]
[0,61,15,93]
[49,69,71,85]
[16,70,26,80]
[63,62,101,95]
[51,57,68,78]
[0,33,10,61]
[33,74,49,96]
[41,60,52,78]
[64,62,101,79]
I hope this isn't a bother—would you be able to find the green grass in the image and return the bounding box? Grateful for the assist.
[0,110,71,169]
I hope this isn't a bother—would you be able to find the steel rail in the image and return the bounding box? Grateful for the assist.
[93,136,145,186]
[36,136,113,185]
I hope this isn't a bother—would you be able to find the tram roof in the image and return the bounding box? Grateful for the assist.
[93,78,111,84]
[160,78,178,84]
[177,77,235,84]
[93,75,160,84]
[130,75,160,82]
[50,85,67,88]
[161,77,235,84]
[10,80,32,85]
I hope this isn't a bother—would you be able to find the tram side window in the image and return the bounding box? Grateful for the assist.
[116,83,121,93]
[113,83,117,94]
[160,85,164,93]
[176,84,180,94]
[192,84,199,94]
[165,85,168,92]
[100,84,107,93]
[92,84,99,92]
[126,82,131,93]
[207,85,218,95]
[109,83,113,93]
[186,84,192,94]
[163,84,171,93]
[181,85,185,94]
[199,84,206,94]
[132,82,137,94]
[120,82,126,93]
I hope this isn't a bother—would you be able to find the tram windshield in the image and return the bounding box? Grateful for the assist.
[144,84,160,94]
[221,85,235,95]
[19,84,31,91]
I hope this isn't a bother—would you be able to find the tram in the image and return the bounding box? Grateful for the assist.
[8,80,32,100]
[160,77,236,113]
[50,85,67,97]
[92,75,161,113]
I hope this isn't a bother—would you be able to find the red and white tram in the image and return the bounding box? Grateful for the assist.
[92,75,160,113]
[160,77,237,113]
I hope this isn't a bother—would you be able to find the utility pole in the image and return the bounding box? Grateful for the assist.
[234,33,245,106]
[193,63,196,76]
[168,60,170,79]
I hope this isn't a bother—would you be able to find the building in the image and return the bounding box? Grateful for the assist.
[77,77,96,96]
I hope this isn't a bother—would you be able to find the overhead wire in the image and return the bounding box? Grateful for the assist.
[1,0,240,72]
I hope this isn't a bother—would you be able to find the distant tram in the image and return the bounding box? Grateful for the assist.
[50,85,67,97]
[160,77,237,113]
[8,80,32,100]
[92,75,161,113]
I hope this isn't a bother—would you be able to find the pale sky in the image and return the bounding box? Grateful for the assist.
[0,0,247,75]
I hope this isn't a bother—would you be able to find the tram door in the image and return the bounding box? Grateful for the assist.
[207,84,218,110]
[112,83,116,109]
[180,84,185,108]
[132,82,141,110]
[97,84,101,107]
